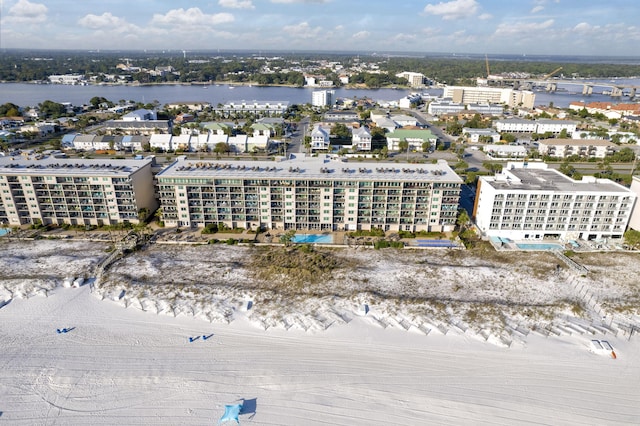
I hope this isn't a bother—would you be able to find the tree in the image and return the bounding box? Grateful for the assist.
[501,133,517,143]
[330,123,351,139]
[398,140,409,156]
[214,142,231,155]
[280,229,296,246]
[624,229,640,249]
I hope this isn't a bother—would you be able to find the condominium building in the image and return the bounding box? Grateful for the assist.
[494,118,577,134]
[629,176,640,231]
[156,155,462,232]
[443,86,535,109]
[395,72,426,87]
[0,156,157,227]
[312,90,334,107]
[537,139,618,159]
[474,162,636,241]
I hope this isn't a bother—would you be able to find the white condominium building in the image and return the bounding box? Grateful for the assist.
[443,86,535,109]
[0,156,157,227]
[156,155,462,232]
[474,162,636,242]
[537,139,618,159]
[311,90,334,107]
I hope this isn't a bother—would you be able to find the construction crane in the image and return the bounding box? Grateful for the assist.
[485,54,490,79]
[543,66,563,80]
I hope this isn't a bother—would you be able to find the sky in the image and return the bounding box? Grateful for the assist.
[0,0,638,56]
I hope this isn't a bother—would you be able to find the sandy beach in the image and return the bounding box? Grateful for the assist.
[1,239,639,424]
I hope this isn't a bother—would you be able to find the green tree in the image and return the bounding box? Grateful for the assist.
[214,142,231,155]
[624,229,640,249]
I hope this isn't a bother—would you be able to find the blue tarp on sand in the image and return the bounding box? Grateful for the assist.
[219,403,242,424]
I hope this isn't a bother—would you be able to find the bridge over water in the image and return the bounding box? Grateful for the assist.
[492,78,640,98]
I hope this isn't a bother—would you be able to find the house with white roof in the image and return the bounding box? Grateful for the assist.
[149,134,172,152]
[310,125,330,151]
[483,144,527,159]
[351,127,372,151]
[122,109,157,121]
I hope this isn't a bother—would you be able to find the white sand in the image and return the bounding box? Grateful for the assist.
[1,240,639,424]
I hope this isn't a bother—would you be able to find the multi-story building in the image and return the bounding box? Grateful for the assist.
[351,127,372,151]
[386,129,437,152]
[312,90,334,107]
[0,156,157,227]
[629,176,640,231]
[443,86,535,109]
[537,139,618,159]
[310,125,330,151]
[494,118,577,134]
[462,128,500,143]
[474,162,636,241]
[395,72,426,87]
[156,155,462,232]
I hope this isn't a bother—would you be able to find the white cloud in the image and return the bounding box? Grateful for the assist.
[494,19,554,36]
[393,33,417,42]
[78,13,130,30]
[271,0,329,3]
[151,8,234,27]
[219,0,255,9]
[573,22,592,33]
[8,0,47,23]
[531,6,544,13]
[352,31,370,40]
[423,0,479,20]
[478,13,492,20]
[282,22,323,39]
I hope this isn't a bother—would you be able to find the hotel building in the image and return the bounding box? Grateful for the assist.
[474,162,636,241]
[156,155,462,232]
[442,86,535,109]
[0,156,157,227]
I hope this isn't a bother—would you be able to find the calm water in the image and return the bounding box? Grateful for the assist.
[1,79,639,108]
[0,83,417,108]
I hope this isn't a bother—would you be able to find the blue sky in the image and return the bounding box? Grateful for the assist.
[0,0,637,56]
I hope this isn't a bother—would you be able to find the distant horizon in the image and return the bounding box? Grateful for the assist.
[2,48,640,64]
[0,1,637,56]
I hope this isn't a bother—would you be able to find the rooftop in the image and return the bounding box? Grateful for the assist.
[0,155,152,176]
[486,166,631,194]
[157,155,463,183]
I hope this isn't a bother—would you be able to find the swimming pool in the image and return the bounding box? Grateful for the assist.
[0,228,10,237]
[291,234,333,244]
[515,242,564,251]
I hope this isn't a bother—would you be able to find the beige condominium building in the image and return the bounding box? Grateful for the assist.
[0,155,157,227]
[156,155,463,232]
[474,162,636,242]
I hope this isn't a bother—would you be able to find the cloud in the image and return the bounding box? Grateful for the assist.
[282,22,323,39]
[219,0,255,9]
[531,6,544,13]
[573,22,592,33]
[78,13,130,30]
[478,13,492,20]
[271,0,329,3]
[8,0,48,23]
[423,0,479,20]
[494,19,554,37]
[393,33,417,42]
[151,8,234,27]
[352,31,370,40]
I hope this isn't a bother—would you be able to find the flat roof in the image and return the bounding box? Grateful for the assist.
[486,167,631,193]
[157,155,463,183]
[0,155,152,177]
[539,138,618,147]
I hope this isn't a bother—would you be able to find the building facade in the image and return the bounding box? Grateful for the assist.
[156,155,462,232]
[0,156,157,227]
[537,139,618,159]
[312,90,334,107]
[443,86,535,109]
[474,162,636,241]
